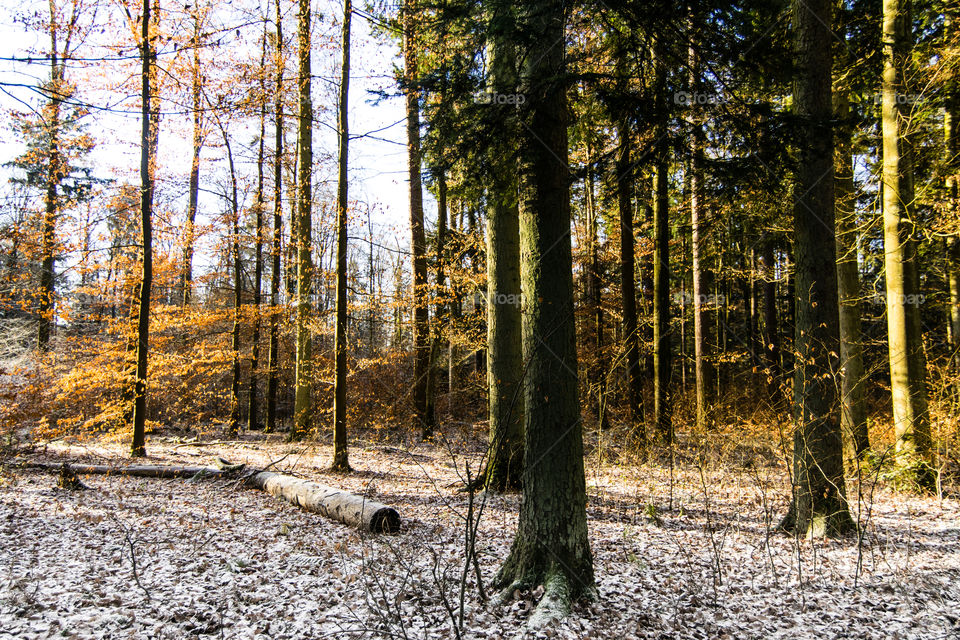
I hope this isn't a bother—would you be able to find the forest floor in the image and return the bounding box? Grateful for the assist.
[0,428,958,640]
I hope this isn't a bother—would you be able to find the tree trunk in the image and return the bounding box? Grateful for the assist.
[760,241,780,395]
[834,85,869,460]
[131,0,156,458]
[180,11,202,307]
[617,118,643,441]
[945,13,960,377]
[652,137,672,444]
[881,0,933,485]
[248,29,267,433]
[780,0,853,536]
[493,0,595,619]
[403,0,433,438]
[688,35,713,430]
[221,127,242,437]
[266,0,284,434]
[332,0,351,471]
[291,0,314,441]
[483,2,524,491]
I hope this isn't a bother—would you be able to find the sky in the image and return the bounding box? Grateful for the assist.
[0,0,426,282]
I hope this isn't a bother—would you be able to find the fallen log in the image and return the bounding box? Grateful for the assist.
[247,471,400,533]
[26,462,225,479]
[21,461,401,533]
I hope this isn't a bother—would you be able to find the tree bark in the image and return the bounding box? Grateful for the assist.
[617,118,643,441]
[780,0,853,536]
[483,1,524,491]
[130,0,156,458]
[652,140,672,444]
[247,28,267,433]
[332,0,351,471]
[403,0,433,438]
[834,84,869,460]
[493,0,595,618]
[291,0,314,441]
[881,0,933,485]
[266,0,284,434]
[180,10,203,307]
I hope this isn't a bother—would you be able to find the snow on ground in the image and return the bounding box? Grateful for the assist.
[0,434,958,639]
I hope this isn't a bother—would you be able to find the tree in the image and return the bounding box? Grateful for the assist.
[780,0,854,536]
[266,0,285,434]
[291,0,314,441]
[652,38,672,444]
[403,0,433,438]
[131,0,157,457]
[493,0,594,620]
[482,0,523,491]
[179,6,206,307]
[248,23,268,433]
[881,0,933,485]
[331,0,352,471]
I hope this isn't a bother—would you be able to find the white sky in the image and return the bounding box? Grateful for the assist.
[0,0,427,279]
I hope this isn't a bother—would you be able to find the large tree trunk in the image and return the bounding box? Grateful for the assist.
[493,0,594,620]
[780,0,853,536]
[331,0,351,471]
[266,0,284,434]
[131,0,156,458]
[483,1,524,491]
[291,0,314,441]
[834,84,869,460]
[617,118,643,441]
[403,0,433,438]
[881,0,933,485]
[945,13,960,377]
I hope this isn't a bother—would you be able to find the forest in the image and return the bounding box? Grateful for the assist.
[0,0,958,637]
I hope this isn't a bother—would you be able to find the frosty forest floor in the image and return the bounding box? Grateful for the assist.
[1,433,958,639]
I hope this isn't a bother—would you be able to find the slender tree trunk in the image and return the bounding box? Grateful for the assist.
[218,126,242,437]
[834,85,869,459]
[617,119,643,441]
[425,173,447,431]
[493,0,594,617]
[266,0,284,433]
[331,0,351,471]
[247,29,267,433]
[760,241,780,394]
[780,0,853,536]
[181,12,202,307]
[403,0,432,437]
[291,0,313,440]
[945,13,960,376]
[688,33,713,430]
[585,149,608,431]
[131,0,155,457]
[652,130,672,444]
[881,0,933,484]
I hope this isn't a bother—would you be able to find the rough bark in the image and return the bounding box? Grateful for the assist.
[493,0,595,620]
[881,0,933,485]
[403,0,433,438]
[291,0,314,441]
[652,144,672,444]
[780,0,854,537]
[834,86,869,460]
[483,0,524,491]
[332,0,351,471]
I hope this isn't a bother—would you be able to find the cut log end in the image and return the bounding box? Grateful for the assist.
[370,506,401,533]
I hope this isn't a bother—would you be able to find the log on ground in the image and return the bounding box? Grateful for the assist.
[28,462,225,479]
[246,471,400,533]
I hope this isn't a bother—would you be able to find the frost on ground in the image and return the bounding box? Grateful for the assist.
[0,435,958,639]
